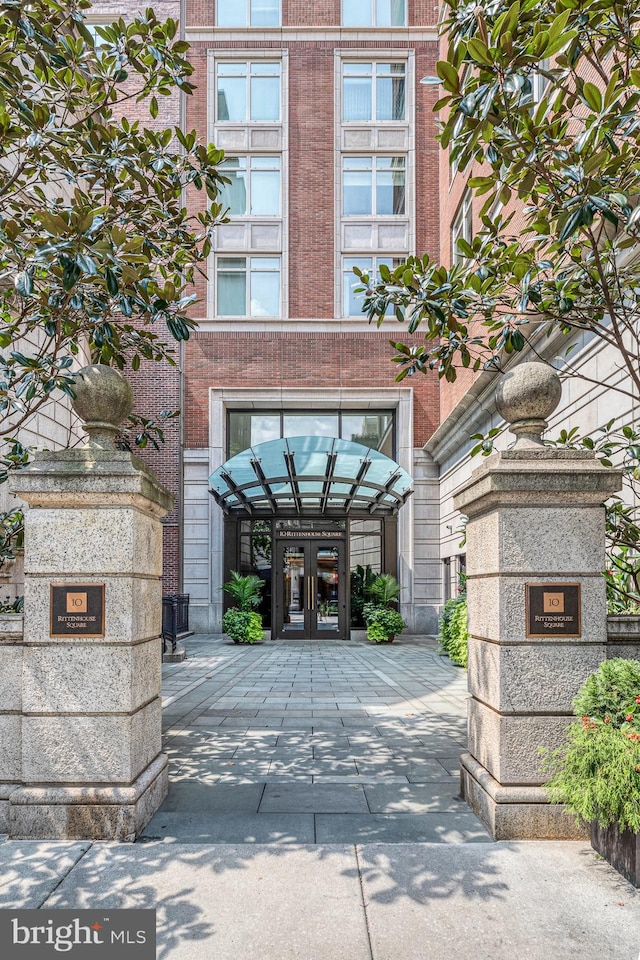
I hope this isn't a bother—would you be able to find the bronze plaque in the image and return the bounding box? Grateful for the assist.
[50,583,105,638]
[526,583,581,638]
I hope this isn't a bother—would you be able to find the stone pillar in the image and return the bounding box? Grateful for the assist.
[455,363,622,840]
[0,613,23,832]
[7,365,173,839]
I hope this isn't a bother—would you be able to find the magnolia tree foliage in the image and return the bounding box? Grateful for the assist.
[359,0,640,609]
[0,0,226,602]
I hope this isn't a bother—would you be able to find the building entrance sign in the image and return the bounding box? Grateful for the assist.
[50,583,105,638]
[525,583,582,638]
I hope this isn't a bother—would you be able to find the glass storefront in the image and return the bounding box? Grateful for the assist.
[228,515,392,636]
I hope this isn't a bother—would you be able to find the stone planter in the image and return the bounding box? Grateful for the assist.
[591,820,640,887]
[607,615,640,661]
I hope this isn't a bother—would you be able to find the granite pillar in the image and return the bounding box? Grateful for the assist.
[8,448,173,840]
[455,365,622,839]
[0,613,23,832]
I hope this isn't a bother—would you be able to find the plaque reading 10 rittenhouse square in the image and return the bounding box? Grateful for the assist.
[50,583,105,638]
[526,583,582,638]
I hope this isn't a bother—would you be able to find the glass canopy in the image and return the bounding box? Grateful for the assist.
[209,436,413,516]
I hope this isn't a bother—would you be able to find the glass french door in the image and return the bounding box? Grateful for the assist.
[275,540,347,639]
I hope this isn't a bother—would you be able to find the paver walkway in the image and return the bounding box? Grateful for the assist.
[143,635,491,843]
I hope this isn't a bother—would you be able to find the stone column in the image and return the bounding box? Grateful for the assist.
[0,613,23,831]
[8,365,173,839]
[455,363,622,840]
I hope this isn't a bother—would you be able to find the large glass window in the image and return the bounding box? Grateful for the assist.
[343,156,406,215]
[217,257,281,316]
[228,410,395,457]
[216,62,281,122]
[284,414,339,439]
[342,256,401,317]
[217,0,280,26]
[238,519,272,626]
[342,62,406,122]
[219,157,281,216]
[342,0,406,26]
[342,413,393,457]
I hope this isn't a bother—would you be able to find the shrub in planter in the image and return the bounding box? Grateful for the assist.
[223,571,263,611]
[438,593,468,668]
[369,574,401,608]
[222,608,264,644]
[542,658,640,885]
[364,606,406,643]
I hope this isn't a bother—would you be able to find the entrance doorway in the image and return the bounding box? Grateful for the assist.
[275,539,347,639]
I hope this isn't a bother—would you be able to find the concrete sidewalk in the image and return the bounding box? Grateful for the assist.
[0,635,639,958]
[0,838,638,959]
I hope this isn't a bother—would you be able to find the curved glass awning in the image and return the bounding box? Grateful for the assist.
[209,436,413,516]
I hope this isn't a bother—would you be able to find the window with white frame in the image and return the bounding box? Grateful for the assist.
[451,189,472,266]
[216,62,281,122]
[342,62,406,122]
[342,0,406,26]
[219,157,281,216]
[342,256,401,317]
[217,257,281,317]
[343,156,406,216]
[217,0,280,26]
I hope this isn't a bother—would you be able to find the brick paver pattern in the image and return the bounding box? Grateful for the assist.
[142,636,491,843]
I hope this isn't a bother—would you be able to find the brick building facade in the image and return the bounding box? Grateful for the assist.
[91,0,445,635]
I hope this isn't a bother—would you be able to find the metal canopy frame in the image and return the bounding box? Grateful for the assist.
[209,436,413,517]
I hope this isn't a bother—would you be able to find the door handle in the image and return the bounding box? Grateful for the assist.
[308,576,315,611]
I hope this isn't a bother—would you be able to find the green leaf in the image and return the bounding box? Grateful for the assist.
[582,82,602,113]
[466,38,493,67]
[436,60,460,93]
[105,268,119,296]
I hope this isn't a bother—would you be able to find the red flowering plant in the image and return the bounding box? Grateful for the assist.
[542,659,640,832]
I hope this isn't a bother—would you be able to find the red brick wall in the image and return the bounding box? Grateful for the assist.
[284,1,340,26]
[184,331,440,448]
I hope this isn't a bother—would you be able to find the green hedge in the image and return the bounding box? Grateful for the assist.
[438,593,468,668]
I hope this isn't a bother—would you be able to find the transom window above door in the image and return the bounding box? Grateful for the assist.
[219,157,281,216]
[216,62,281,122]
[217,0,281,26]
[342,62,406,122]
[342,0,406,26]
[228,409,394,458]
[343,156,406,216]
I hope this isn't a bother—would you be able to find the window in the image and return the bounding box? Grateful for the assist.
[216,257,281,316]
[342,0,406,26]
[228,410,395,457]
[219,157,281,216]
[217,0,280,26]
[342,157,406,216]
[216,62,281,122]
[342,62,406,122]
[451,189,472,266]
[342,256,401,317]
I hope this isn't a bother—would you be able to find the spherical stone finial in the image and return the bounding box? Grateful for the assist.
[71,364,134,450]
[495,361,562,449]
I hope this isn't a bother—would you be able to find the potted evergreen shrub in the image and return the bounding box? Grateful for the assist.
[363,574,406,642]
[542,658,640,886]
[222,572,265,644]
